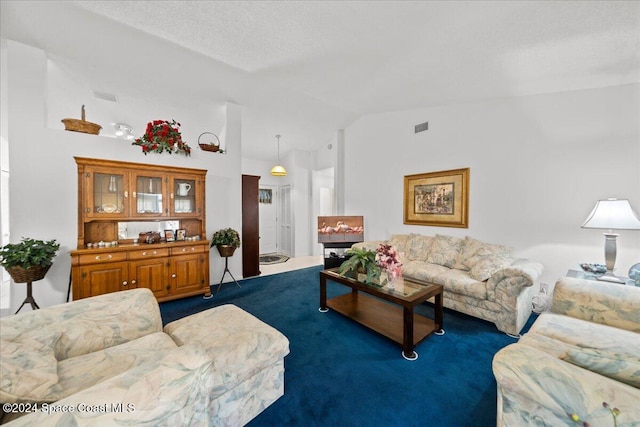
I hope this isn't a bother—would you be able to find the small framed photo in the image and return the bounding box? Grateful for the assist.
[176,229,186,241]
[259,188,272,204]
[164,229,175,242]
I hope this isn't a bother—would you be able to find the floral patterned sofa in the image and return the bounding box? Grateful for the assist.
[492,277,640,426]
[0,288,290,426]
[353,233,543,336]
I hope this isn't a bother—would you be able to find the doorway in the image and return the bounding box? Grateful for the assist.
[278,185,293,256]
[259,185,277,254]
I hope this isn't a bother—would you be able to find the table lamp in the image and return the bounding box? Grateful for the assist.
[581,198,640,283]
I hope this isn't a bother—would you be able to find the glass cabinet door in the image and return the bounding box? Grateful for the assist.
[134,174,166,216]
[172,177,197,215]
[89,171,127,217]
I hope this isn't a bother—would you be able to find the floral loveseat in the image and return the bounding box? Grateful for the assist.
[492,277,640,426]
[0,288,290,426]
[354,233,543,336]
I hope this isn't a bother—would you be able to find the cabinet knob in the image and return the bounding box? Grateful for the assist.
[124,191,128,198]
[122,281,128,286]
[95,254,113,261]
[131,280,136,285]
[171,273,177,278]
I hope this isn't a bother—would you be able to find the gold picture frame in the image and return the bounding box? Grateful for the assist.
[403,168,470,228]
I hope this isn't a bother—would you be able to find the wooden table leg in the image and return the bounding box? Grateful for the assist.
[434,291,445,335]
[319,273,329,312]
[402,306,417,360]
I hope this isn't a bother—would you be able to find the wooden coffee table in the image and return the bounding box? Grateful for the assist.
[319,268,444,360]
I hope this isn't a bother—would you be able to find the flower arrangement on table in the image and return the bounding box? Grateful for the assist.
[132,119,192,156]
[375,243,402,280]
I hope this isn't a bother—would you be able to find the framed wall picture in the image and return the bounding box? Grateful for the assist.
[176,229,186,241]
[403,168,470,228]
[164,229,176,242]
[259,188,272,204]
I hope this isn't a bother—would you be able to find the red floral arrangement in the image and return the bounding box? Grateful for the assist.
[132,119,191,156]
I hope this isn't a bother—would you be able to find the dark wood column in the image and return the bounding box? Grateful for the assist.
[242,174,260,278]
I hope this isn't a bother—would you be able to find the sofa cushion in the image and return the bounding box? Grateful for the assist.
[402,261,449,283]
[54,332,178,401]
[453,236,512,271]
[528,313,640,360]
[0,330,62,403]
[406,234,433,262]
[164,304,290,391]
[388,234,410,255]
[2,344,215,427]
[551,277,640,333]
[560,348,640,388]
[469,251,512,281]
[0,288,163,361]
[426,234,463,267]
[432,269,487,299]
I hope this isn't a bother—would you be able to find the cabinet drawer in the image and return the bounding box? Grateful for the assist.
[129,248,170,260]
[170,245,205,255]
[78,251,127,264]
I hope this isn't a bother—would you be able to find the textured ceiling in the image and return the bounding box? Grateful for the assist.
[2,1,639,161]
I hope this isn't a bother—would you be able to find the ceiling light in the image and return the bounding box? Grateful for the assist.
[112,123,134,140]
[270,135,287,176]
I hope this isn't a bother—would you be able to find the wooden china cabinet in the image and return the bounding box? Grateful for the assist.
[70,157,210,302]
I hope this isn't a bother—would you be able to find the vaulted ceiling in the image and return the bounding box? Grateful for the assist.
[2,1,639,161]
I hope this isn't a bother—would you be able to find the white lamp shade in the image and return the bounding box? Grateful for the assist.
[582,199,640,230]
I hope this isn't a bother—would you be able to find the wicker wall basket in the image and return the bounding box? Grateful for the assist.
[61,105,102,135]
[7,265,52,283]
[198,132,221,152]
[61,118,102,135]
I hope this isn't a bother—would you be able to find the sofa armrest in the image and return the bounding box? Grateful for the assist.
[493,343,640,426]
[487,259,543,303]
[551,277,640,333]
[3,344,213,427]
[0,288,163,361]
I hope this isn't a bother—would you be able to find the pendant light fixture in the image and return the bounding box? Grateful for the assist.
[270,134,287,176]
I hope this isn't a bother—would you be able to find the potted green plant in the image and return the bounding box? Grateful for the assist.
[210,228,241,257]
[0,237,61,283]
[338,247,380,284]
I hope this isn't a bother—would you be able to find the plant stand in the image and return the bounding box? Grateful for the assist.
[7,265,51,314]
[216,255,241,295]
[15,281,40,313]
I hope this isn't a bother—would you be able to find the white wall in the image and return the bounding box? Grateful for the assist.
[344,84,640,287]
[4,40,243,312]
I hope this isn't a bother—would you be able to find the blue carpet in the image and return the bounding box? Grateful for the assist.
[159,265,536,427]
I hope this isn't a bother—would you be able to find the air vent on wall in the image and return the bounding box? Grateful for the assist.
[414,121,429,133]
[91,90,118,103]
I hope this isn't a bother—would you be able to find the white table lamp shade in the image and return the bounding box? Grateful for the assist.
[581,198,640,276]
[582,199,640,230]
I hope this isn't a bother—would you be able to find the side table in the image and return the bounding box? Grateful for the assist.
[566,269,636,286]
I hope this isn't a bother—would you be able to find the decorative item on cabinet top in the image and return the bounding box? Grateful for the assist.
[61,105,102,135]
[131,119,192,156]
[198,132,225,153]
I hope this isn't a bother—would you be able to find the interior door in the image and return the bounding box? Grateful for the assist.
[259,185,277,254]
[278,184,293,256]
